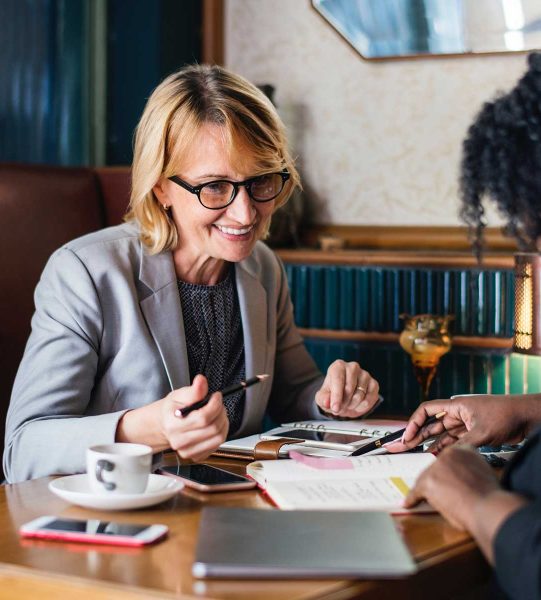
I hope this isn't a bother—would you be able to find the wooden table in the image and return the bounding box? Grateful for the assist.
[0,458,490,599]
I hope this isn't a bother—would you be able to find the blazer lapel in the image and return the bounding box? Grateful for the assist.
[138,244,190,391]
[137,242,269,429]
[235,259,269,433]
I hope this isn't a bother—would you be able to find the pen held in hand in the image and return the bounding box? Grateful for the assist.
[174,374,270,418]
[349,411,447,457]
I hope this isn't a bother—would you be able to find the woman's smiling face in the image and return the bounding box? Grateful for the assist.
[157,123,276,280]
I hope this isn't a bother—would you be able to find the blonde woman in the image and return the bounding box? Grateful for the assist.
[4,65,380,483]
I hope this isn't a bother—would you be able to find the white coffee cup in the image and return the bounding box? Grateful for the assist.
[86,443,152,495]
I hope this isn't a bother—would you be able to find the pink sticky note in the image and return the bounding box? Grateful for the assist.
[289,450,354,470]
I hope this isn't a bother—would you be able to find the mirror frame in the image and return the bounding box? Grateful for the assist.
[312,0,541,60]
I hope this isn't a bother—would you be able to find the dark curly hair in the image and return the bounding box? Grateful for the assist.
[460,52,541,258]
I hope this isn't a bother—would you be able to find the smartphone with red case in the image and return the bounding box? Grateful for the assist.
[19,516,168,547]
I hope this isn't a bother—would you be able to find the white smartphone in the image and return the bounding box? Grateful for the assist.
[19,516,168,547]
[157,464,256,492]
[260,428,371,450]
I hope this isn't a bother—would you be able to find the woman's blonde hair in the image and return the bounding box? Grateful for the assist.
[126,64,300,254]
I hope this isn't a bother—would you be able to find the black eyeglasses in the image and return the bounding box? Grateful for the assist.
[168,171,290,210]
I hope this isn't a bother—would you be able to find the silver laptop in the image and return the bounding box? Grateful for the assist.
[193,507,417,579]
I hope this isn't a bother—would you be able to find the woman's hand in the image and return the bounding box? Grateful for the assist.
[315,360,380,418]
[386,394,540,454]
[404,445,528,563]
[161,374,229,462]
[117,374,229,462]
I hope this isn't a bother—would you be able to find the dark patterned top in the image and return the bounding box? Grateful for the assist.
[178,269,245,436]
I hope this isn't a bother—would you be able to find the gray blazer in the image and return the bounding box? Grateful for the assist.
[4,223,323,482]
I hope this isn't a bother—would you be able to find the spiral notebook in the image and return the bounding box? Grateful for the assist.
[193,507,417,579]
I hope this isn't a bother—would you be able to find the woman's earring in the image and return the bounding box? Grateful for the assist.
[162,203,170,211]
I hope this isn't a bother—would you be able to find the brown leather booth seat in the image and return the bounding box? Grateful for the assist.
[0,163,131,480]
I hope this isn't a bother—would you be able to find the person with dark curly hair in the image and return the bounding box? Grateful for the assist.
[460,52,541,258]
[385,55,541,600]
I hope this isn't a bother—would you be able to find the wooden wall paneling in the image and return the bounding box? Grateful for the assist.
[277,248,514,269]
[299,224,518,253]
[202,0,224,64]
[298,329,513,350]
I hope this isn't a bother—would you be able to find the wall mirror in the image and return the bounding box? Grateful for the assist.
[313,0,541,59]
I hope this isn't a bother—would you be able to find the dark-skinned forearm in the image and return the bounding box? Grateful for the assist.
[469,490,529,564]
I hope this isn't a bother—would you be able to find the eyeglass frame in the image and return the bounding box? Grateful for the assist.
[168,170,290,210]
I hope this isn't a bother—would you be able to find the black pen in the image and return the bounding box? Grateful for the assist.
[174,374,270,418]
[349,411,447,457]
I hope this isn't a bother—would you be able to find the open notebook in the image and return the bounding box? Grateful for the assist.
[247,453,436,514]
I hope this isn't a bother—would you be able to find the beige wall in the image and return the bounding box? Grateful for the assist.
[225,0,528,226]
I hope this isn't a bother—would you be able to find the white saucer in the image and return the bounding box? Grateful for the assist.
[48,474,183,510]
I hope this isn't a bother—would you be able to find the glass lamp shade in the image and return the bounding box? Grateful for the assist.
[399,314,453,402]
[513,253,541,355]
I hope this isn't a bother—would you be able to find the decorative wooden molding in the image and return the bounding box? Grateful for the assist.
[453,336,513,350]
[298,328,513,350]
[299,330,400,344]
[277,248,514,269]
[202,0,224,65]
[299,224,518,253]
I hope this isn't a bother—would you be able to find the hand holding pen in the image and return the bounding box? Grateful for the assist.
[386,394,536,455]
[156,374,230,463]
[174,374,269,418]
[383,407,452,455]
[351,411,447,456]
